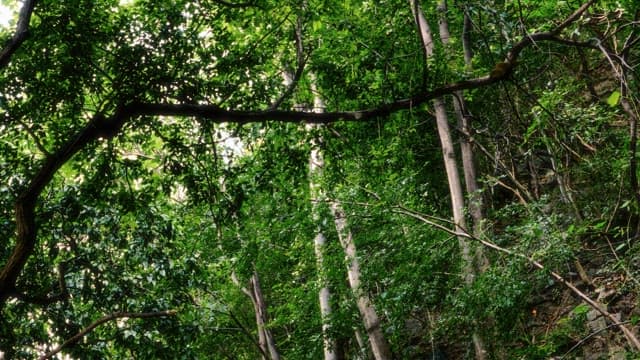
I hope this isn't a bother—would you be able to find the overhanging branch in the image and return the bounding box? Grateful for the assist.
[132,75,497,123]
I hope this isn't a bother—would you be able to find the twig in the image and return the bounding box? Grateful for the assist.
[560,321,631,359]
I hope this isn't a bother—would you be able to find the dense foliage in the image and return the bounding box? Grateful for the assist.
[0,0,638,358]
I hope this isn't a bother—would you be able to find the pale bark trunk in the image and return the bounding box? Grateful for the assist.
[232,271,281,360]
[411,1,487,358]
[310,77,391,359]
[330,201,392,360]
[251,272,281,360]
[440,1,488,271]
[314,230,338,360]
[432,99,475,284]
[280,67,339,359]
[410,0,473,285]
[307,84,339,360]
[354,329,367,358]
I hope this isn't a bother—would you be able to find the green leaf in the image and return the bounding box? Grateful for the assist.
[572,303,590,316]
[607,90,621,107]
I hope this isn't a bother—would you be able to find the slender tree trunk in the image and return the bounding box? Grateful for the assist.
[432,99,475,283]
[410,0,474,286]
[251,272,281,360]
[440,1,488,271]
[410,1,487,358]
[306,82,339,360]
[277,18,339,358]
[232,271,281,360]
[311,195,337,360]
[354,329,367,359]
[330,201,392,360]
[309,76,391,359]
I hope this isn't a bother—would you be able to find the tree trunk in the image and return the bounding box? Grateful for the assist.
[440,1,488,271]
[410,1,487,358]
[432,98,475,284]
[410,0,474,286]
[307,88,339,360]
[280,66,340,359]
[313,230,338,360]
[232,271,281,360]
[251,272,281,360]
[330,201,392,360]
[310,75,391,359]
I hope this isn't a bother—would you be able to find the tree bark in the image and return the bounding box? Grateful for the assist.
[306,78,339,360]
[309,131,338,360]
[440,0,488,270]
[0,0,36,69]
[309,73,391,358]
[411,1,486,358]
[250,272,281,360]
[232,271,281,360]
[330,201,392,360]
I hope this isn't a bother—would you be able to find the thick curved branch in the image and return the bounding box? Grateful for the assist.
[0,0,36,69]
[38,310,177,360]
[0,0,597,306]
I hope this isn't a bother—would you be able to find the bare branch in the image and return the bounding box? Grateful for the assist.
[554,0,595,34]
[505,0,595,64]
[38,310,177,360]
[0,0,37,69]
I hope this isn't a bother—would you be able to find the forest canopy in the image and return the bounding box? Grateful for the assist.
[0,0,639,358]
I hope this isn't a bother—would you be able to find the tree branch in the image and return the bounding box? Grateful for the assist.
[38,310,177,360]
[211,0,263,9]
[504,0,596,65]
[0,0,37,69]
[132,74,498,124]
